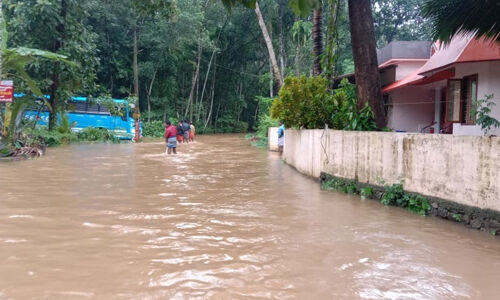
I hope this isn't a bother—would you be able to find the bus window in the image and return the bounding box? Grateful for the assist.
[98,105,110,114]
[87,103,99,113]
[73,101,87,112]
[121,109,127,121]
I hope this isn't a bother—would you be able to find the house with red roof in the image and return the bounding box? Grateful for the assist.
[380,35,500,135]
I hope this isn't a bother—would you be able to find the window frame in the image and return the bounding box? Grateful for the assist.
[446,79,463,123]
[462,74,478,125]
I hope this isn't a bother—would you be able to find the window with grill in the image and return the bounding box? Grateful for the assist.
[462,75,478,125]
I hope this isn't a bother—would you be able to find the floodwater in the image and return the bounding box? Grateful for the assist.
[0,135,499,299]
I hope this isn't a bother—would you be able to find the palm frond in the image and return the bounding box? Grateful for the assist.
[422,0,500,43]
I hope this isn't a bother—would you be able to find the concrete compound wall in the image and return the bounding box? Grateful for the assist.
[268,127,279,152]
[282,129,500,212]
[283,129,323,178]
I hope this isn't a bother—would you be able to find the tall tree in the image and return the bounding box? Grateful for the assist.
[323,0,340,79]
[422,0,500,43]
[348,0,385,127]
[6,0,99,131]
[47,0,67,131]
[254,2,283,87]
[312,4,322,75]
[277,0,286,74]
[372,0,430,47]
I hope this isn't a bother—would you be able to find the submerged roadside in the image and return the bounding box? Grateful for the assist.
[271,128,500,237]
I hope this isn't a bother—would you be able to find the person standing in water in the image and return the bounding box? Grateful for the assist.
[189,121,195,142]
[278,120,285,155]
[182,120,190,143]
[176,121,184,143]
[164,120,177,154]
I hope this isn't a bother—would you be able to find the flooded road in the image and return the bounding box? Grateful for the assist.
[0,135,499,299]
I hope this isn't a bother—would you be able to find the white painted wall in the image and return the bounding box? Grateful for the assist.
[387,86,435,132]
[283,129,323,178]
[395,61,427,81]
[268,127,279,151]
[284,129,500,212]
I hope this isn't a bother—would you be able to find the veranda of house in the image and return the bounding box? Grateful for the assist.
[379,36,500,136]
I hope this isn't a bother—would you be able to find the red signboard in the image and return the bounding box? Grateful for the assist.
[0,80,14,102]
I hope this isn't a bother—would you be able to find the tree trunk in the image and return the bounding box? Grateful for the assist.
[133,25,140,141]
[348,0,386,128]
[186,39,202,118]
[312,6,323,76]
[48,0,67,131]
[145,66,158,123]
[324,0,340,79]
[269,61,273,97]
[295,43,300,76]
[198,21,225,122]
[198,50,215,122]
[133,27,139,97]
[277,0,286,74]
[254,2,282,87]
[204,55,217,129]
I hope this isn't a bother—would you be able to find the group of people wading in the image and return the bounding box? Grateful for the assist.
[164,120,195,154]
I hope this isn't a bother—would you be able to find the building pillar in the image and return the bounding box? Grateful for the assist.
[434,88,441,133]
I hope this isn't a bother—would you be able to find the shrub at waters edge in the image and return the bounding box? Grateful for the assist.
[270,77,377,131]
[322,178,431,216]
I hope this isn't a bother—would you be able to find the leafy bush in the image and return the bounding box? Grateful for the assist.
[332,79,378,131]
[381,184,405,206]
[233,121,249,133]
[382,183,430,216]
[271,76,339,129]
[472,94,500,134]
[407,194,431,216]
[321,178,357,194]
[58,114,77,134]
[360,187,373,199]
[257,114,279,138]
[77,127,117,142]
[143,120,165,138]
[27,128,78,147]
[271,77,378,131]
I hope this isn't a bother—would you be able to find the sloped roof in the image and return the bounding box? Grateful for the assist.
[418,35,500,75]
[383,35,500,93]
[382,68,423,93]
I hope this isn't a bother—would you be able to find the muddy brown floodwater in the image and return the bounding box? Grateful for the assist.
[0,135,499,299]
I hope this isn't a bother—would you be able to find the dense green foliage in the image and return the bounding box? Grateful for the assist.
[77,128,119,142]
[142,120,166,138]
[382,183,431,216]
[271,77,377,130]
[322,178,358,194]
[0,127,118,152]
[0,0,430,142]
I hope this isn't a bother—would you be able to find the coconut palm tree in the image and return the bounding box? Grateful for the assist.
[312,5,323,76]
[422,0,500,43]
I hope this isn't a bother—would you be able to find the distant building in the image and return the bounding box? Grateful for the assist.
[380,36,500,135]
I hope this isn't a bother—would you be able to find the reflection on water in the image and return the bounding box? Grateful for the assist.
[1,135,499,299]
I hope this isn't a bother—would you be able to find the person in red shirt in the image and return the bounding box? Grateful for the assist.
[164,120,177,154]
